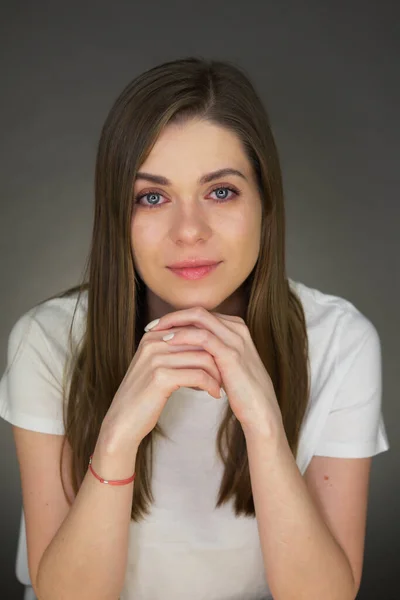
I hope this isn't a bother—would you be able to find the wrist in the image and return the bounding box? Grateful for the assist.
[91,444,137,483]
[242,419,286,449]
[94,427,139,477]
[99,418,141,456]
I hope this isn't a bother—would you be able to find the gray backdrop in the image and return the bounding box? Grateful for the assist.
[0,1,398,599]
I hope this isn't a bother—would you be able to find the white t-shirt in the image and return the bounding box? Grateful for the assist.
[0,278,390,600]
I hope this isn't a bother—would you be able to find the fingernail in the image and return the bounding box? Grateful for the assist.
[162,333,175,341]
[220,387,226,398]
[144,318,160,332]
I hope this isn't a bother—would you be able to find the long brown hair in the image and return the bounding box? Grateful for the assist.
[37,56,310,521]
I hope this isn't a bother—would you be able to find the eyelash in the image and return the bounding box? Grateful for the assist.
[134,185,240,208]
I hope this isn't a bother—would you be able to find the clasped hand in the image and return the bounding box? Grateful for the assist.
[145,306,284,439]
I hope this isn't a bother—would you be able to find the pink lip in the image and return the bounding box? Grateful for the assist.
[168,259,220,268]
[167,263,221,280]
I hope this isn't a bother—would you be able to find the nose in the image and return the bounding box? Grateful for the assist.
[169,202,212,245]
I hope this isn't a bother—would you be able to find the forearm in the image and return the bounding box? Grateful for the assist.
[36,427,138,600]
[244,428,356,600]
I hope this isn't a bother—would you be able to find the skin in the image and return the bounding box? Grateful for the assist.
[131,117,263,329]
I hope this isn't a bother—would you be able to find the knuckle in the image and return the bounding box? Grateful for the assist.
[198,330,210,344]
[152,366,167,383]
[199,369,209,381]
[149,354,160,370]
[139,337,151,352]
[229,347,241,361]
[203,353,214,366]
[234,316,247,331]
[238,336,246,351]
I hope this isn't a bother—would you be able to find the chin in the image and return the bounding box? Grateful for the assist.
[169,297,222,312]
[160,288,227,311]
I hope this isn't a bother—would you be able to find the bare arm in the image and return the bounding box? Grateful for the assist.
[36,426,138,600]
[35,321,222,599]
[244,428,357,600]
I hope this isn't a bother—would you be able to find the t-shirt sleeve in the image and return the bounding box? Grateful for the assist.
[0,311,66,434]
[313,316,390,458]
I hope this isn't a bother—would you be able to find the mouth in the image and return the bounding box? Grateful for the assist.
[166,262,221,280]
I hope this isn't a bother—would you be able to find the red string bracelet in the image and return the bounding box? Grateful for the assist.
[88,454,136,486]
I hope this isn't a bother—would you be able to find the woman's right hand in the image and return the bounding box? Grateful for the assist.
[101,327,223,452]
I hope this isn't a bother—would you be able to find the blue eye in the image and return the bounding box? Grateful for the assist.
[134,185,239,208]
[210,186,238,202]
[135,191,163,207]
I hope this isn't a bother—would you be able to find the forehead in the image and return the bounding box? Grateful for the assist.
[137,119,251,180]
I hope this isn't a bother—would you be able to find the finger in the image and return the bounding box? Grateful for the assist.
[155,349,222,386]
[157,367,222,399]
[146,308,238,347]
[162,327,229,365]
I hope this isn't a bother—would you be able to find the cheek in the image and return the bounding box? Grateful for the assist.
[227,212,261,249]
[130,218,154,265]
[131,215,160,249]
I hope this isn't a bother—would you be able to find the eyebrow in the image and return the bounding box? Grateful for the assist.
[134,167,248,186]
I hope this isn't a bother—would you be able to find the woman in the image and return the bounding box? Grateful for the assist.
[0,56,389,600]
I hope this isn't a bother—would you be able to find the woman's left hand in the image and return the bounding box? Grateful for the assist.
[145,306,284,440]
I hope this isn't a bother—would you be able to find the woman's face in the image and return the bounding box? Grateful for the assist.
[131,118,262,319]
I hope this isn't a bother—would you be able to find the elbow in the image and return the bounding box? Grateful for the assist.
[345,558,360,600]
[32,581,42,600]
[29,568,42,600]
[341,569,359,600]
[33,572,44,600]
[350,578,360,600]
[34,571,121,600]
